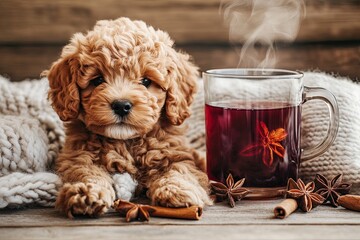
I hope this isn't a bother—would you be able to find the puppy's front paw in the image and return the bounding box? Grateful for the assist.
[150,179,213,208]
[56,182,115,218]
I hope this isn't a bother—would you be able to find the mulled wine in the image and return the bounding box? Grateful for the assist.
[205,101,301,188]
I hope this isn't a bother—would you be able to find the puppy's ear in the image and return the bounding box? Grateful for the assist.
[165,51,199,125]
[43,56,80,121]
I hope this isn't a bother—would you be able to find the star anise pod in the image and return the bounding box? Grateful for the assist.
[210,173,250,208]
[286,178,325,212]
[314,174,351,207]
[113,199,154,222]
[240,121,287,167]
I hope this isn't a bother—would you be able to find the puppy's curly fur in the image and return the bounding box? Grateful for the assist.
[43,17,212,218]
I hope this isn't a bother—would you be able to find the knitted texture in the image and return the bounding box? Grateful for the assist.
[186,71,360,194]
[0,77,64,208]
[0,172,61,208]
[0,78,64,173]
[300,72,360,192]
[0,77,136,208]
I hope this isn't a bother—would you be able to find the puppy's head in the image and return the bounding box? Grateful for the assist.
[44,17,198,139]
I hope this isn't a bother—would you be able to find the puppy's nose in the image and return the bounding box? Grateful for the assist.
[111,100,133,117]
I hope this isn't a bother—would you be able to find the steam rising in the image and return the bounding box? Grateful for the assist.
[220,0,305,68]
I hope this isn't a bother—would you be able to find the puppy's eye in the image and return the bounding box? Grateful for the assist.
[90,76,105,87]
[141,78,152,88]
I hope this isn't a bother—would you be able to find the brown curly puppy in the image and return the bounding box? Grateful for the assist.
[43,17,212,218]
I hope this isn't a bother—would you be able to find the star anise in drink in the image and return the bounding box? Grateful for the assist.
[210,173,250,208]
[240,121,287,167]
[314,174,351,207]
[286,178,325,212]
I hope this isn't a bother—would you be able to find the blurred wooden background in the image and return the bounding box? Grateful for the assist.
[0,0,359,81]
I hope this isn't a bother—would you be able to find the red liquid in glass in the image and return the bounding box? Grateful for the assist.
[205,102,301,188]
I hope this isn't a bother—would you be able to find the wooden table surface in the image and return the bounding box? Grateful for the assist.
[1,199,359,240]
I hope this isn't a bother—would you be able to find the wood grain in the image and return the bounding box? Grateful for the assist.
[1,200,360,240]
[0,46,62,81]
[0,0,358,81]
[1,43,358,82]
[1,225,360,240]
[0,0,359,44]
[1,200,360,227]
[184,43,360,81]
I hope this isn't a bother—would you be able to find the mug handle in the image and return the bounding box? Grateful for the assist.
[301,86,340,162]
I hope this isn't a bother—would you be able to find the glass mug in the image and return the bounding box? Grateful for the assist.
[203,69,339,199]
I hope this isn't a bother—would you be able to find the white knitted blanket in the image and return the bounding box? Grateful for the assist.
[0,78,64,208]
[0,71,359,208]
[0,77,136,208]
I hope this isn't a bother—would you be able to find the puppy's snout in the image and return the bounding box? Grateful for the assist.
[111,100,132,117]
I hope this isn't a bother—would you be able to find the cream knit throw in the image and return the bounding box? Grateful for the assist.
[0,77,136,208]
[300,72,360,192]
[0,78,64,208]
[0,71,359,208]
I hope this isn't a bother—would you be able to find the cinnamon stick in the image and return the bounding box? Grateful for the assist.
[148,205,202,220]
[274,198,298,219]
[338,195,360,212]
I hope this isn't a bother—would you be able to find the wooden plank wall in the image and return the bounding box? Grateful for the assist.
[0,0,359,81]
